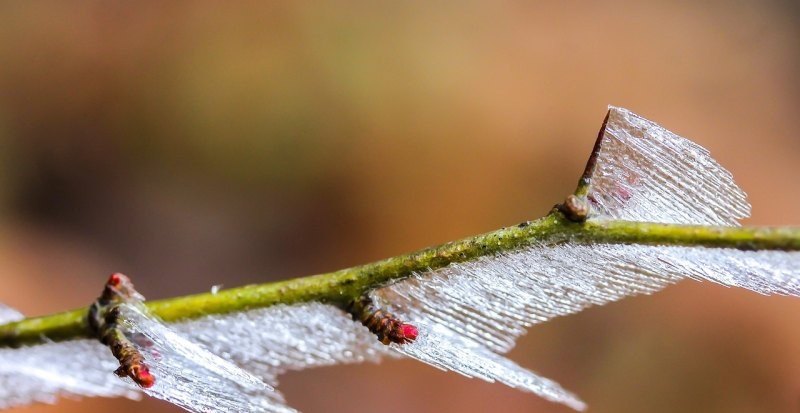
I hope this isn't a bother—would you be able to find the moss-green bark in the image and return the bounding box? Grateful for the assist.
[2,211,799,348]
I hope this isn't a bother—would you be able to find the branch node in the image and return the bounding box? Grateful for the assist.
[87,273,155,388]
[345,296,418,345]
[558,195,590,222]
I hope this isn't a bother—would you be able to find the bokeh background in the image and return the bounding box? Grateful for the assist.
[1,2,799,412]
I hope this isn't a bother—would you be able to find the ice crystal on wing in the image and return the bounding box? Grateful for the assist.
[0,303,138,409]
[179,304,585,409]
[585,106,750,225]
[0,338,139,409]
[655,247,800,296]
[116,304,294,413]
[0,303,299,412]
[375,244,799,355]
[368,244,798,410]
[394,321,586,410]
[177,302,392,384]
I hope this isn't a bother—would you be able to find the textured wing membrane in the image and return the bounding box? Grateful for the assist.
[3,241,797,411]
[165,235,800,412]
[584,106,751,225]
[177,302,393,384]
[370,244,798,411]
[117,304,295,413]
[0,303,297,412]
[374,244,678,354]
[0,304,138,410]
[0,339,139,409]
[179,304,585,410]
[393,321,586,410]
[375,244,800,352]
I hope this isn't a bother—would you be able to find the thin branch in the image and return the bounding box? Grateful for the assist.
[2,210,799,348]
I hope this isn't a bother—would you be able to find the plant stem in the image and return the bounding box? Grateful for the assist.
[2,211,799,348]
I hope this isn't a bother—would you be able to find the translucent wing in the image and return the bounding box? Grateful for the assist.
[178,302,393,385]
[117,304,294,413]
[0,304,139,410]
[393,321,586,410]
[177,237,800,412]
[0,302,294,413]
[583,106,750,225]
[0,338,139,409]
[178,304,586,410]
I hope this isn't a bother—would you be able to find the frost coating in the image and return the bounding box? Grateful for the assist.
[376,244,800,349]
[178,302,393,384]
[585,107,751,225]
[3,242,797,411]
[371,245,799,410]
[180,304,585,409]
[0,304,137,409]
[0,339,139,409]
[117,305,294,413]
[394,321,586,410]
[0,303,298,412]
[175,237,800,412]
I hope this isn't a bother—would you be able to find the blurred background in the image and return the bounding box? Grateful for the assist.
[1,1,798,412]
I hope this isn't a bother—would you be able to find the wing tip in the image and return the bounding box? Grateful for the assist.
[584,105,752,225]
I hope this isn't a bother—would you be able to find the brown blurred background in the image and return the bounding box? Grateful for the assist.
[1,1,799,412]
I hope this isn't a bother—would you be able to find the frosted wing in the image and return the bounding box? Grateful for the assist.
[177,302,393,384]
[394,321,586,410]
[0,303,297,413]
[0,303,138,409]
[654,247,800,295]
[375,244,800,355]
[116,304,295,413]
[178,304,586,410]
[365,243,799,410]
[584,106,750,225]
[174,243,799,411]
[0,336,138,409]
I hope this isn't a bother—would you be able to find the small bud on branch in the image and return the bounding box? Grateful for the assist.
[346,296,419,345]
[88,273,156,388]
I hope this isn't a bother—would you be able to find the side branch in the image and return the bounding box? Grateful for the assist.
[2,213,799,347]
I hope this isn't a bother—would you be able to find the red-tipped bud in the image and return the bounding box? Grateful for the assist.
[347,297,418,345]
[400,323,419,341]
[131,365,156,388]
[107,272,127,287]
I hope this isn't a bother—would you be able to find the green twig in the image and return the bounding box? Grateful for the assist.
[2,210,799,348]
